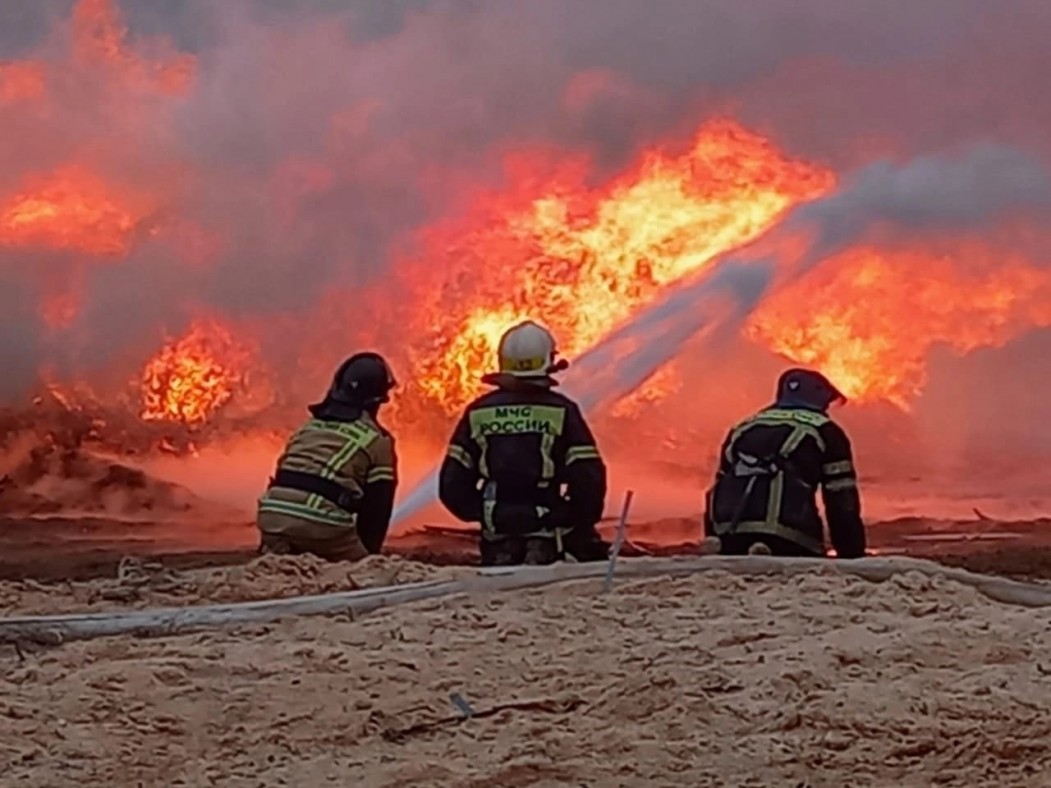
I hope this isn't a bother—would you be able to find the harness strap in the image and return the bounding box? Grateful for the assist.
[269,469,359,514]
[717,424,812,540]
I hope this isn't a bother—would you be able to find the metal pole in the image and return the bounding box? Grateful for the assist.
[603,489,635,592]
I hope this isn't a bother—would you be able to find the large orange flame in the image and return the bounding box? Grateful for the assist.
[748,244,1051,408]
[4,0,1051,446]
[405,119,835,417]
[2,0,196,332]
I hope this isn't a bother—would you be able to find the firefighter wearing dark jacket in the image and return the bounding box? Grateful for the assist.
[703,368,866,559]
[257,352,398,562]
[439,320,610,567]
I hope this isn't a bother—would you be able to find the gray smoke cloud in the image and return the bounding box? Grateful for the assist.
[789,145,1051,260]
[0,0,1048,407]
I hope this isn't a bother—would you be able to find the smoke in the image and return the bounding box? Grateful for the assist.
[0,270,39,400]
[789,145,1051,260]
[0,0,1047,401]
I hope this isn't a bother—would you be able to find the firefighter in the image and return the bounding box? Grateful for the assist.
[703,368,866,559]
[257,352,398,562]
[438,320,610,566]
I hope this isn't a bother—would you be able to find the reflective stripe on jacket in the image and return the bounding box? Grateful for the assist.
[258,414,395,529]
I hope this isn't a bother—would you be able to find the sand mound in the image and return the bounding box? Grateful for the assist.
[1,566,1049,785]
[0,553,472,615]
[0,440,212,519]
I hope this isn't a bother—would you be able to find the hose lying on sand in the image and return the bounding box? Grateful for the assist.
[2,555,1050,647]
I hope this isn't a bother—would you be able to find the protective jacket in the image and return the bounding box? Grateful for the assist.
[438,384,607,558]
[257,411,397,554]
[703,404,865,558]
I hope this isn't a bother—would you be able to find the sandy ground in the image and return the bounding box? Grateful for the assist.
[0,554,473,615]
[5,512,1051,582]
[1,562,1050,786]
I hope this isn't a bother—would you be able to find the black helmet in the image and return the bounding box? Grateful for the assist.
[310,352,396,420]
[775,368,846,413]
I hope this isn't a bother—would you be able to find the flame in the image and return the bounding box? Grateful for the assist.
[3,0,1050,460]
[748,245,1051,408]
[415,306,532,404]
[395,121,1051,419]
[139,320,260,426]
[0,0,196,268]
[0,165,139,255]
[405,119,835,416]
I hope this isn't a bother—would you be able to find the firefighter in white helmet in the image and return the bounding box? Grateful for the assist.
[438,320,610,566]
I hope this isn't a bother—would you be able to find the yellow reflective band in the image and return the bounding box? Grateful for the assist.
[482,499,496,536]
[566,445,599,456]
[825,478,857,492]
[477,433,490,478]
[726,414,826,464]
[765,425,808,525]
[306,419,372,443]
[446,444,474,469]
[762,408,830,427]
[319,424,377,481]
[366,466,395,484]
[469,404,566,439]
[540,433,556,479]
[823,460,854,476]
[779,425,809,456]
[307,421,376,508]
[566,446,600,465]
[258,497,353,527]
[503,355,546,372]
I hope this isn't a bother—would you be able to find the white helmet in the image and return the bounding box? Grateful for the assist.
[496,320,560,378]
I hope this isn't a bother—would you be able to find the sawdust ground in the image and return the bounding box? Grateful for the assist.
[1,566,1050,786]
[0,554,472,615]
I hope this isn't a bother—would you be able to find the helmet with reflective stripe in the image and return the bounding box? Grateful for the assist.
[496,320,565,378]
[775,368,846,413]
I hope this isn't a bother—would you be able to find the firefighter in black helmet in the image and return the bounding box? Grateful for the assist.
[438,320,610,567]
[703,368,866,558]
[257,352,398,562]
